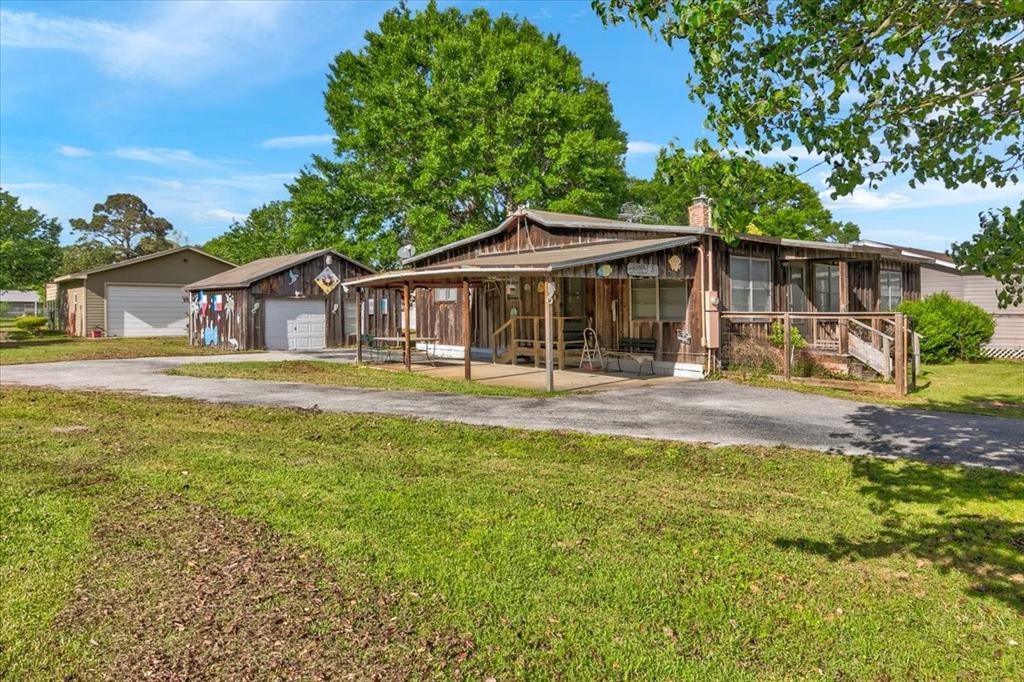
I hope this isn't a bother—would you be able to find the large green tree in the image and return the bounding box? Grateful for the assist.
[0,188,62,290]
[204,201,293,265]
[69,194,176,262]
[290,1,628,266]
[951,200,1024,308]
[629,144,860,241]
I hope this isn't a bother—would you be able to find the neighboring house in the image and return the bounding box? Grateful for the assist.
[856,241,1024,357]
[0,290,40,317]
[345,198,926,379]
[184,249,400,351]
[48,247,235,337]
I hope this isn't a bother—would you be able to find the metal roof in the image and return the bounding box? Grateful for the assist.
[0,290,40,303]
[184,248,373,291]
[346,236,697,288]
[52,246,234,282]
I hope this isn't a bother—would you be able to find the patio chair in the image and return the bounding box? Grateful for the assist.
[579,327,604,371]
[360,334,390,363]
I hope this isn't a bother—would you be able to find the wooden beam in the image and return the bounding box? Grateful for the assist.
[355,288,363,363]
[403,282,411,371]
[894,311,907,397]
[544,278,554,392]
[838,260,849,355]
[783,311,792,381]
[462,278,471,380]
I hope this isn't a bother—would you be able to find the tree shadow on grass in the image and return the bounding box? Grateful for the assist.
[776,457,1024,610]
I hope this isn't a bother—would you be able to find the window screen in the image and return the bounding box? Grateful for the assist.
[814,264,840,312]
[658,280,688,321]
[730,256,771,312]
[880,269,903,311]
[631,279,657,320]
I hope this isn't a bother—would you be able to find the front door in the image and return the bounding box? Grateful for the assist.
[784,264,810,339]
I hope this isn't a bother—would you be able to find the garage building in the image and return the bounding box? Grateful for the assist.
[49,247,235,337]
[184,248,400,351]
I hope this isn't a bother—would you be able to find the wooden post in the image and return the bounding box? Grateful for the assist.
[783,312,792,381]
[355,288,363,363]
[557,317,565,370]
[838,260,849,354]
[544,278,554,392]
[403,282,411,371]
[871,259,882,349]
[462,278,471,381]
[894,312,907,397]
[533,317,540,368]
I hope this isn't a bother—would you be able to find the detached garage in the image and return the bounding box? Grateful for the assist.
[184,249,400,351]
[49,247,235,337]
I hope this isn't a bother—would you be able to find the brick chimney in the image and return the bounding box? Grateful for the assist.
[688,195,712,229]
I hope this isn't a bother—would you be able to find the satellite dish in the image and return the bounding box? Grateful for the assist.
[398,244,417,261]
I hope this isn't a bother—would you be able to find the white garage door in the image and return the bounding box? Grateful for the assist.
[107,285,188,337]
[265,298,326,351]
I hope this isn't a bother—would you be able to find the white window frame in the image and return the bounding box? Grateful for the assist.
[729,256,772,312]
[629,278,689,322]
[434,287,458,303]
[879,269,903,311]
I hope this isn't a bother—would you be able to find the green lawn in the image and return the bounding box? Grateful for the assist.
[3,387,1021,679]
[731,359,1024,419]
[168,359,553,397]
[0,335,240,365]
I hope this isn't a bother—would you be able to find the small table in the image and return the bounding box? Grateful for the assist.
[372,336,440,366]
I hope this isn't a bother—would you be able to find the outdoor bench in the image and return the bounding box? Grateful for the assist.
[605,337,657,375]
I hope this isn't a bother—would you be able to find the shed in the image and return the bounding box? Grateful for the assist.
[183,248,400,351]
[49,247,235,337]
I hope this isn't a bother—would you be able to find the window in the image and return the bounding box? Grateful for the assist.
[730,256,772,312]
[434,288,457,303]
[880,269,903,311]
[785,264,807,312]
[814,264,840,312]
[630,279,688,321]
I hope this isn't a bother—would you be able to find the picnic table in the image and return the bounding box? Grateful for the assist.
[371,336,440,366]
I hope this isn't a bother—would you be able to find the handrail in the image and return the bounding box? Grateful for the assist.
[491,317,515,340]
[720,311,899,320]
[849,318,894,342]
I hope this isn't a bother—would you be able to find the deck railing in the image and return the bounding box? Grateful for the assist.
[491,315,586,369]
[720,311,920,396]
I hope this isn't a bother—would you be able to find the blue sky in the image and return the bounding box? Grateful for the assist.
[1,0,1020,250]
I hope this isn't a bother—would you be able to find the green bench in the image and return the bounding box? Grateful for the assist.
[605,337,657,375]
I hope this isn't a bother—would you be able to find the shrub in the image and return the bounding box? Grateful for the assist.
[724,336,780,375]
[897,293,995,363]
[13,315,48,335]
[768,320,808,350]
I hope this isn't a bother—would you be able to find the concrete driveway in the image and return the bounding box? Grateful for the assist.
[2,352,1021,472]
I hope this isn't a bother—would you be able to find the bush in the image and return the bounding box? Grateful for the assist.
[897,293,995,363]
[13,315,48,335]
[768,320,808,350]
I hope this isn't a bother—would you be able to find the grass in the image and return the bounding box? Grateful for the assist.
[0,335,241,365]
[3,386,1022,679]
[167,360,554,397]
[730,359,1024,419]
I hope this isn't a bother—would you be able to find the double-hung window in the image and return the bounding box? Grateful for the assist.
[814,264,840,312]
[879,269,903,311]
[630,279,688,321]
[730,256,772,312]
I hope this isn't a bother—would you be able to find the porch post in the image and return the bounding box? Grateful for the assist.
[355,287,363,363]
[894,312,907,397]
[403,282,411,371]
[783,312,792,382]
[838,260,849,354]
[544,277,555,392]
[462,278,471,380]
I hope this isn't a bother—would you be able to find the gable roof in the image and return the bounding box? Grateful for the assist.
[52,246,234,283]
[345,236,698,288]
[853,240,956,269]
[184,248,373,291]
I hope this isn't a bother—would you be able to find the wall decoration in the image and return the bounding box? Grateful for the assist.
[627,262,659,278]
[332,303,339,314]
[287,268,299,285]
[315,266,340,294]
[523,283,531,293]
[228,337,239,350]
[668,254,682,273]
[203,322,218,346]
[252,300,261,313]
[213,294,224,313]
[224,293,235,315]
[197,291,209,316]
[596,263,613,278]
[509,306,518,317]
[189,296,199,315]
[505,283,519,297]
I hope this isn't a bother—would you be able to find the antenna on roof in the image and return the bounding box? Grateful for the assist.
[397,244,417,261]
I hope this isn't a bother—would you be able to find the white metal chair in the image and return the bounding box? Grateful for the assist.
[579,327,604,371]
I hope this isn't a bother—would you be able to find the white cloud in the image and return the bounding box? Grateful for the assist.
[824,188,911,211]
[824,180,1022,212]
[261,134,333,149]
[0,2,290,86]
[2,181,65,191]
[626,140,662,155]
[113,147,208,166]
[195,208,246,223]
[57,144,93,158]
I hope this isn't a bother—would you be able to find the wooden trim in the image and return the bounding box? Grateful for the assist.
[462,278,471,380]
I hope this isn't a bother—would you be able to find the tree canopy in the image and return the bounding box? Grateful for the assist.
[0,188,62,290]
[628,144,860,241]
[203,201,293,265]
[69,194,176,262]
[290,1,628,266]
[951,200,1024,308]
[594,0,1023,196]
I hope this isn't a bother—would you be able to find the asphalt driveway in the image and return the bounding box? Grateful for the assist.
[2,352,1021,472]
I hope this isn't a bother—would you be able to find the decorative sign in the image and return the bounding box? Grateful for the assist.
[505,282,519,297]
[596,263,613,278]
[667,254,682,273]
[314,266,340,294]
[627,262,659,278]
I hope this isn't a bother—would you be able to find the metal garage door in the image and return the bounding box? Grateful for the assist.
[106,285,188,337]
[265,299,326,350]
